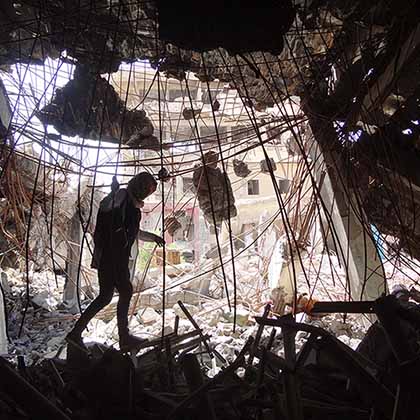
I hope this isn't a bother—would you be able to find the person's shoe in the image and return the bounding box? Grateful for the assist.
[65,332,87,354]
[119,334,148,353]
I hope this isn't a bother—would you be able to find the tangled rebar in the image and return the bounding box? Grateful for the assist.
[1,0,420,340]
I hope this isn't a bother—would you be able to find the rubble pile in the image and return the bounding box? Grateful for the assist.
[260,157,277,174]
[3,248,416,365]
[1,251,370,364]
[2,270,79,363]
[2,293,420,420]
[193,151,237,225]
[2,248,420,419]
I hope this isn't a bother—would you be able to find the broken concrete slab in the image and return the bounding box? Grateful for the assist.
[137,307,160,325]
[31,291,58,311]
[221,306,251,327]
[174,303,199,320]
[37,65,157,147]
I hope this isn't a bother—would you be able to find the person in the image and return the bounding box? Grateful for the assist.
[66,172,164,351]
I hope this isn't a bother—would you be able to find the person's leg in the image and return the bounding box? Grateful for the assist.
[114,258,148,350]
[68,267,114,340]
[114,262,132,338]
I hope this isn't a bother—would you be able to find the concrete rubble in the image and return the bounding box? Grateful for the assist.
[1,244,420,419]
[232,159,251,178]
[0,249,400,363]
[1,245,414,362]
[37,65,158,147]
[1,287,419,419]
[193,151,237,225]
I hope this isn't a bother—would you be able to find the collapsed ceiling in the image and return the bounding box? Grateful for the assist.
[2,0,420,259]
[2,1,420,419]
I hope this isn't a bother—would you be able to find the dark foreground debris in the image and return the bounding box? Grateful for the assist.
[1,296,420,420]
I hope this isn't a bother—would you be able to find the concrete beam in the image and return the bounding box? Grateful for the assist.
[313,146,385,300]
[0,80,11,353]
[61,212,81,312]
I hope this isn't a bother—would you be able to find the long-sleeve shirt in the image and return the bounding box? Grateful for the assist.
[91,189,141,268]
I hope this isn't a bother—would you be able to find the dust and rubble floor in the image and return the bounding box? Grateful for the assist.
[1,254,419,419]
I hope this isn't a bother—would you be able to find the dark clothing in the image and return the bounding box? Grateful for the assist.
[72,189,141,337]
[92,189,141,268]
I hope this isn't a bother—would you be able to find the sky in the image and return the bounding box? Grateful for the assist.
[2,56,142,191]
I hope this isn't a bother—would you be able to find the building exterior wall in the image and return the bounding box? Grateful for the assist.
[112,68,304,263]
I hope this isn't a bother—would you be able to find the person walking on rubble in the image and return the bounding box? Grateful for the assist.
[66,172,164,352]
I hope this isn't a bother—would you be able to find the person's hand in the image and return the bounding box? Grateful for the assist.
[153,234,165,247]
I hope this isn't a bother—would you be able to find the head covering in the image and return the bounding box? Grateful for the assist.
[127,172,157,200]
[202,151,218,168]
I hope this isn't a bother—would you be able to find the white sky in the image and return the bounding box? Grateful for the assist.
[2,56,142,191]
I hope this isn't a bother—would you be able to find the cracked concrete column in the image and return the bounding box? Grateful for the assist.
[311,143,386,301]
[274,103,386,309]
[61,212,81,313]
[0,81,11,354]
[305,102,386,301]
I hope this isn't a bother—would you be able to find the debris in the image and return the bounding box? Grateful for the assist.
[2,294,418,419]
[137,307,160,325]
[193,151,237,224]
[31,291,58,312]
[174,303,199,319]
[182,108,201,120]
[157,167,171,182]
[165,216,182,236]
[126,133,163,150]
[221,305,250,327]
[211,99,220,111]
[0,356,71,420]
[260,157,277,173]
[37,65,156,145]
[233,159,251,178]
[154,248,181,266]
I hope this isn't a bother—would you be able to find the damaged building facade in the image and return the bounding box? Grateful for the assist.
[1,0,420,419]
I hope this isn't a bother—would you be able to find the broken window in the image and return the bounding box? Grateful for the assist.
[182,177,194,194]
[247,179,260,195]
[278,178,291,194]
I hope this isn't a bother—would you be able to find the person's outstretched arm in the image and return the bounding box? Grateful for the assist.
[138,230,165,246]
